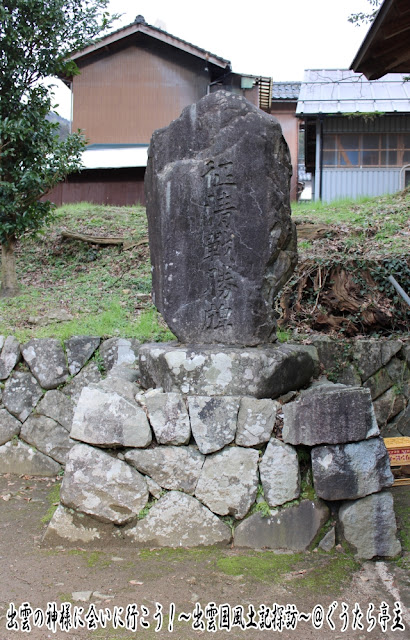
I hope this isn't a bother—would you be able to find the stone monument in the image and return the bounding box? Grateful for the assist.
[145,90,297,345]
[40,91,401,560]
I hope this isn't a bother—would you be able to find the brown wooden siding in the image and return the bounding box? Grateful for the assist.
[47,168,146,207]
[72,37,210,144]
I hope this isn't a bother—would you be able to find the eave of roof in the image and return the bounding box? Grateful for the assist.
[82,144,149,169]
[296,69,410,116]
[68,19,231,72]
[351,0,410,79]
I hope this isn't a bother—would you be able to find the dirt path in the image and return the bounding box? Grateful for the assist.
[0,475,408,640]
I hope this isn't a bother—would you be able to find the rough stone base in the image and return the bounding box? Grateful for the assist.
[139,342,319,398]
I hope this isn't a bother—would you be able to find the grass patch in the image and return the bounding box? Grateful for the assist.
[138,546,223,562]
[296,551,360,594]
[0,202,175,342]
[40,482,61,525]
[67,549,111,569]
[216,551,302,583]
[292,189,410,255]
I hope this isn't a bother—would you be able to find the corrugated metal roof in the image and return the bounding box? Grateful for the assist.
[296,69,410,115]
[82,144,149,169]
[272,82,301,100]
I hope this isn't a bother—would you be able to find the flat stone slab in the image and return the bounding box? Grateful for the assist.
[65,336,100,376]
[21,338,69,389]
[195,446,259,519]
[20,415,75,464]
[36,390,75,431]
[145,91,297,345]
[0,336,20,380]
[0,440,61,476]
[235,397,277,447]
[43,505,122,547]
[282,385,379,445]
[339,491,401,559]
[144,390,190,445]
[0,408,21,445]
[188,396,240,454]
[70,386,152,448]
[2,372,43,422]
[234,500,329,551]
[125,445,204,494]
[139,343,318,398]
[259,439,300,507]
[311,437,394,501]
[125,491,231,548]
[60,444,148,525]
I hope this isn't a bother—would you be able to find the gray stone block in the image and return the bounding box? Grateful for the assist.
[390,405,410,437]
[195,446,259,519]
[0,439,61,476]
[373,387,406,426]
[36,390,75,431]
[318,527,336,551]
[145,91,296,345]
[282,385,379,446]
[145,390,190,445]
[234,500,329,551]
[99,337,140,371]
[139,343,318,398]
[21,338,69,390]
[3,372,43,422]
[188,396,240,454]
[43,505,122,547]
[352,340,403,381]
[0,336,20,380]
[0,408,21,445]
[311,438,394,501]
[339,491,401,559]
[259,439,300,507]
[125,445,204,495]
[235,397,277,447]
[61,443,148,525]
[125,491,231,548]
[62,361,102,404]
[71,386,152,448]
[65,336,100,376]
[20,414,75,464]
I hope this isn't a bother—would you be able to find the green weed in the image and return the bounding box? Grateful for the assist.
[41,482,61,524]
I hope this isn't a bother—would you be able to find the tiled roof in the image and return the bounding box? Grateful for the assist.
[69,17,231,69]
[272,82,301,100]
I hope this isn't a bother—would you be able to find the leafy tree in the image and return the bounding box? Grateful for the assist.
[348,0,382,26]
[0,0,117,297]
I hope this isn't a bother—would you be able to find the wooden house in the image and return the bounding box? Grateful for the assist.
[51,16,272,206]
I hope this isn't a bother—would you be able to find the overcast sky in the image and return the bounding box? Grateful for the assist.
[52,0,376,119]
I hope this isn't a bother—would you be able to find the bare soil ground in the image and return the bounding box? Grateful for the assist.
[0,475,408,640]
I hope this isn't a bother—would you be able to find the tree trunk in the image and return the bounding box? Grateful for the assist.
[0,236,20,297]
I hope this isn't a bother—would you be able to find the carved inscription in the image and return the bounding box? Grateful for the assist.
[202,160,237,330]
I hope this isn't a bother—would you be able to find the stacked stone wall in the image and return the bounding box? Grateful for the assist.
[0,334,408,559]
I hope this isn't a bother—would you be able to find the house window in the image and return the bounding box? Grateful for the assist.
[323,133,410,167]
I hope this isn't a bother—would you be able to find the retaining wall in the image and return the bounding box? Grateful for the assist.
[0,334,408,558]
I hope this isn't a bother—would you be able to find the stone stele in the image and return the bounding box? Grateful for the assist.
[145,90,297,345]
